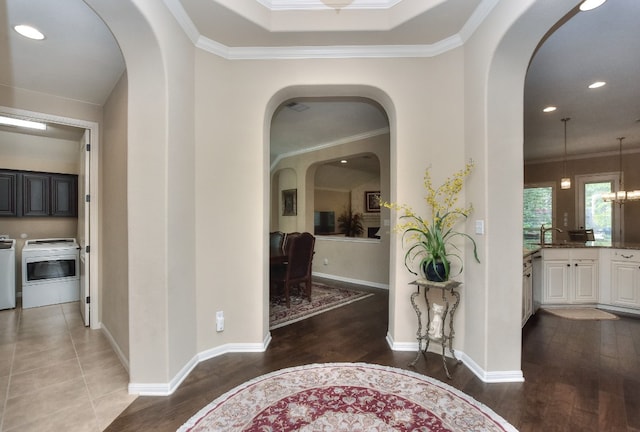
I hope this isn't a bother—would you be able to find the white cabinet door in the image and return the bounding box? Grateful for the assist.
[544,260,570,303]
[611,261,640,307]
[573,260,598,303]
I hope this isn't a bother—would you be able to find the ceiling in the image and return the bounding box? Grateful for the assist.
[1,0,638,165]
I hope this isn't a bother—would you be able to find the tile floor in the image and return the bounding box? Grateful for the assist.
[0,301,137,431]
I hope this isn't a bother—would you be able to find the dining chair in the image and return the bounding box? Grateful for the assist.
[270,232,315,308]
[270,231,286,255]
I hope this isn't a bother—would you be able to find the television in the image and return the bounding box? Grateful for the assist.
[314,211,335,235]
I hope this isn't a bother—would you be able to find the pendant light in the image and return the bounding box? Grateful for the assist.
[560,118,571,190]
[602,137,640,202]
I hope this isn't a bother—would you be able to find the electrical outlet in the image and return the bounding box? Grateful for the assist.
[216,311,224,332]
[323,258,329,266]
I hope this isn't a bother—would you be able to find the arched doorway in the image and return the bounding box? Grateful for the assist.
[267,92,392,333]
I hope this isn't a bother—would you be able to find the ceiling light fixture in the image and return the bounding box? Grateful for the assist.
[602,137,640,203]
[560,118,571,190]
[340,160,348,164]
[0,115,47,130]
[13,24,45,40]
[579,0,607,11]
[588,81,606,89]
[543,106,557,113]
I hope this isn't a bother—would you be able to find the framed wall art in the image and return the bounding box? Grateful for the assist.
[282,189,297,216]
[365,191,381,212]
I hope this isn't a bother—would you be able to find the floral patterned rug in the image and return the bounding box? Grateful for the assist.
[178,363,518,432]
[269,283,373,330]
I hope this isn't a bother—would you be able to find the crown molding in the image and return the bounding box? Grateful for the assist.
[254,0,402,10]
[270,127,389,171]
[167,0,495,60]
[197,34,463,60]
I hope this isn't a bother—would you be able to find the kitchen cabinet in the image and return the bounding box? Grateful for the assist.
[522,255,534,326]
[610,249,640,308]
[542,248,598,305]
[0,169,77,217]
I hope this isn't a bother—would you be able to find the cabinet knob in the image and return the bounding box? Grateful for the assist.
[567,264,571,267]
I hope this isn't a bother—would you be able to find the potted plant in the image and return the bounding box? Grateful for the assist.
[337,207,364,237]
[382,162,480,281]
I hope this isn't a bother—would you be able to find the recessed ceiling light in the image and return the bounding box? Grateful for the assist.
[579,0,607,11]
[340,160,348,164]
[14,24,45,40]
[588,81,606,89]
[0,115,47,130]
[543,106,557,113]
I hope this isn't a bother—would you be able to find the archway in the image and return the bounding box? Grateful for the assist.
[265,88,394,336]
[462,0,578,379]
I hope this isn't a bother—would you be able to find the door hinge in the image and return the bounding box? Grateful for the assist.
[86,144,91,151]
[86,296,90,304]
[85,194,90,202]
[86,245,90,253]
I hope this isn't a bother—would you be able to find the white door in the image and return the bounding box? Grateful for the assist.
[78,130,91,326]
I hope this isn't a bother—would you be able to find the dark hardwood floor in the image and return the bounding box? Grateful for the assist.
[106,281,640,431]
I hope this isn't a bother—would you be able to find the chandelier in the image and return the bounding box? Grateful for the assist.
[602,137,640,202]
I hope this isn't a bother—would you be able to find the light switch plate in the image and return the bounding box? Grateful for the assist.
[475,220,485,235]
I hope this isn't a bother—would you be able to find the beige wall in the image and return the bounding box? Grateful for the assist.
[525,152,640,243]
[100,72,129,362]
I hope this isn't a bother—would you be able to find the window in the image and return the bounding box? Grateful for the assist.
[576,173,621,243]
[523,184,554,243]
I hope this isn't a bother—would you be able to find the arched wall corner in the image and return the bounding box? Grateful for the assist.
[462,0,577,380]
[85,0,194,390]
[263,84,397,340]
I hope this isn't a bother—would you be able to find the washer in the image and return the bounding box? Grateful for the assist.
[0,238,16,310]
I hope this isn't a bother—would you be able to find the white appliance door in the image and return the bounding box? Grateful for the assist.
[78,130,91,326]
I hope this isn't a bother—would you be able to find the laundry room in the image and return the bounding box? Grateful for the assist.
[0,117,87,310]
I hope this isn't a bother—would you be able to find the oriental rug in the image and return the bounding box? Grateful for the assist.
[270,283,373,330]
[178,363,518,432]
[542,307,619,320]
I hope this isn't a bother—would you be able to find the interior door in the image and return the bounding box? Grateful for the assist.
[78,130,91,326]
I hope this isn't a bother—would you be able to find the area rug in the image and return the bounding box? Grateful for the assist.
[178,363,518,432]
[270,283,373,330]
[542,307,619,320]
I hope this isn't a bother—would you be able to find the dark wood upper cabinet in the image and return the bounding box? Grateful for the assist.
[22,172,50,217]
[0,171,20,217]
[51,174,77,217]
[0,169,77,218]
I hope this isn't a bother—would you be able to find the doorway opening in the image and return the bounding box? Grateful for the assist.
[0,106,100,328]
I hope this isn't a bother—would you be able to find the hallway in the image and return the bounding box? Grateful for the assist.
[0,302,135,431]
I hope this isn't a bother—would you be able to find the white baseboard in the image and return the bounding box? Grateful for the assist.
[100,322,129,373]
[386,332,524,383]
[597,303,640,317]
[312,272,389,290]
[128,333,272,396]
[458,351,524,383]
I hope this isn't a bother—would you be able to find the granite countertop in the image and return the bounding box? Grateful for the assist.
[523,241,640,257]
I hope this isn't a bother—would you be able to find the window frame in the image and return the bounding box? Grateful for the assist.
[523,181,556,243]
[575,172,622,243]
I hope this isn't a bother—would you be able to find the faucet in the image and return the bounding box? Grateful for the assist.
[540,224,563,245]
